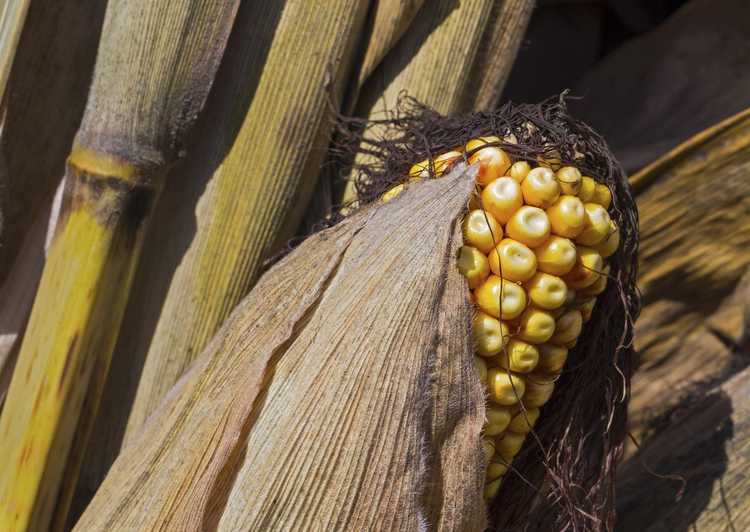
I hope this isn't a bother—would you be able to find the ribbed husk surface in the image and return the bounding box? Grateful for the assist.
[76,165,487,531]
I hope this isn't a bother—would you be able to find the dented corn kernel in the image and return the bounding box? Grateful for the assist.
[473,311,510,357]
[462,210,503,255]
[546,195,585,238]
[475,275,527,320]
[521,167,560,208]
[556,166,582,195]
[481,177,524,224]
[506,206,551,247]
[458,246,491,289]
[467,137,511,186]
[488,238,537,282]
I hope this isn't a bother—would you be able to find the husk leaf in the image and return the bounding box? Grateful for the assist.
[76,165,486,531]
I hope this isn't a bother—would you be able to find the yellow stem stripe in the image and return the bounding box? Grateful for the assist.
[68,144,138,184]
[0,167,153,531]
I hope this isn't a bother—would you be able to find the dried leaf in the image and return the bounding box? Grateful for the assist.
[77,166,485,531]
[628,109,750,449]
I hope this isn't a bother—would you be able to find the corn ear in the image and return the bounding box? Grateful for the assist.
[75,165,486,530]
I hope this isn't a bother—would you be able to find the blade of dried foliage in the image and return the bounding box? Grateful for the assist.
[625,108,750,454]
[75,165,486,531]
[617,362,750,531]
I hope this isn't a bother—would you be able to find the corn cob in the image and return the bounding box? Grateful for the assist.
[385,138,619,502]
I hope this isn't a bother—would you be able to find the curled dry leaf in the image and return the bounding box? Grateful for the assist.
[76,164,487,531]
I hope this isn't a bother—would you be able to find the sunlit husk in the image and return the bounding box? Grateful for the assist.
[77,166,487,531]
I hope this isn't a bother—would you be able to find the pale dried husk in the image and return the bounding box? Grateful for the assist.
[76,165,486,531]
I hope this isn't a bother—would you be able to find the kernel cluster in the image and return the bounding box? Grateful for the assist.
[393,137,620,501]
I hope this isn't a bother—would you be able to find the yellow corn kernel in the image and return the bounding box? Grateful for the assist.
[594,219,620,258]
[556,166,582,195]
[506,206,551,248]
[578,266,608,296]
[546,195,585,238]
[508,160,531,183]
[550,309,583,346]
[537,146,562,171]
[563,246,603,289]
[523,375,555,407]
[578,176,596,202]
[481,177,523,224]
[486,405,513,436]
[496,431,526,461]
[457,246,490,289]
[475,275,527,320]
[578,298,596,322]
[474,355,488,383]
[524,272,568,310]
[487,368,526,405]
[486,461,508,481]
[472,311,510,357]
[517,307,556,344]
[537,343,568,374]
[577,203,611,246]
[498,339,540,373]
[409,159,430,179]
[488,238,537,282]
[467,138,511,186]
[484,477,503,499]
[533,235,577,276]
[482,437,496,462]
[462,209,503,255]
[508,407,540,434]
[381,184,405,203]
[593,183,612,208]
[521,167,560,208]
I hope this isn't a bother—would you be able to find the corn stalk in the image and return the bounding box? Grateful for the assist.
[0,0,107,411]
[0,0,29,105]
[119,0,371,441]
[0,1,240,529]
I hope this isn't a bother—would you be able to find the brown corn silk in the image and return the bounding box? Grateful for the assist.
[334,0,533,205]
[76,166,486,530]
[333,94,640,531]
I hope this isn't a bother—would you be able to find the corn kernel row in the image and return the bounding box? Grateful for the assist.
[386,137,619,502]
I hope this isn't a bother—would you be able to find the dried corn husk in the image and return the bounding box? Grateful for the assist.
[76,165,486,531]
